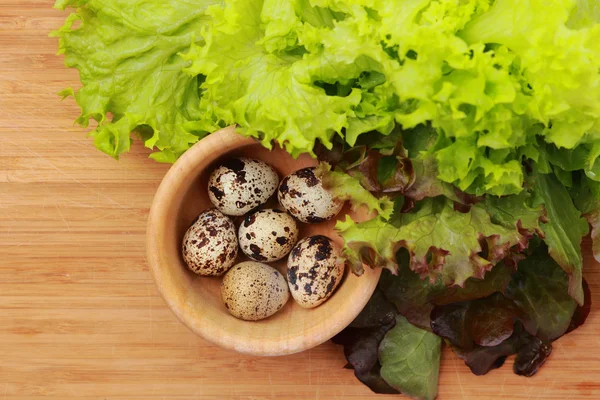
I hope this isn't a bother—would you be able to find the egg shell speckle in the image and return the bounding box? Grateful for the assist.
[287,235,345,309]
[181,209,238,276]
[278,167,343,224]
[221,261,290,321]
[208,158,279,216]
[239,209,299,262]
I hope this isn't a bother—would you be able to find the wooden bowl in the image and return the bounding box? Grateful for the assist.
[146,126,381,356]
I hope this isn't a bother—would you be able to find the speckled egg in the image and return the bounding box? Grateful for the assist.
[181,209,238,276]
[287,235,345,308]
[238,209,299,262]
[221,261,290,321]
[278,167,343,224]
[208,158,279,216]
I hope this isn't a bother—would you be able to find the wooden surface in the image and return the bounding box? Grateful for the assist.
[1,2,599,399]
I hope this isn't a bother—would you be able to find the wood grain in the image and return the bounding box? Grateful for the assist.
[0,1,599,399]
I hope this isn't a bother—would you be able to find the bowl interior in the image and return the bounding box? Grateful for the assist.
[147,127,381,356]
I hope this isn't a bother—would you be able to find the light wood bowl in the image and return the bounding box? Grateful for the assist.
[146,126,381,356]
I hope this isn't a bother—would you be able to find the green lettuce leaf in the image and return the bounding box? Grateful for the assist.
[506,244,578,341]
[461,0,600,152]
[337,195,544,285]
[319,164,395,220]
[181,0,366,157]
[56,0,600,199]
[52,0,222,162]
[532,171,589,304]
[379,315,441,400]
[572,175,600,263]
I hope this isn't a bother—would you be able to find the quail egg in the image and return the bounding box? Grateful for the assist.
[181,209,238,276]
[278,167,343,223]
[221,261,290,321]
[208,157,279,216]
[287,235,345,308]
[239,209,299,262]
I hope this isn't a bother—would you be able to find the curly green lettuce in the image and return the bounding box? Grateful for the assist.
[318,163,395,220]
[336,194,545,285]
[56,0,600,197]
[52,0,223,162]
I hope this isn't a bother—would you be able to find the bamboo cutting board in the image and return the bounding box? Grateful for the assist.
[1,2,599,399]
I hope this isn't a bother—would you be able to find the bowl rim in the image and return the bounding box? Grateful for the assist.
[146,126,382,356]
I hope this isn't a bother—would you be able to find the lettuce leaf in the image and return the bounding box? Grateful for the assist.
[319,164,395,220]
[180,0,368,157]
[531,171,589,304]
[337,195,544,285]
[461,0,600,152]
[506,244,578,341]
[56,0,600,199]
[52,0,223,162]
[572,176,600,263]
[379,316,441,400]
[379,252,513,330]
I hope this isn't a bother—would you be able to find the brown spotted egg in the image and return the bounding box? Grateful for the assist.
[208,158,279,216]
[221,261,290,321]
[181,209,238,276]
[278,167,343,224]
[287,235,345,308]
[239,209,299,262]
